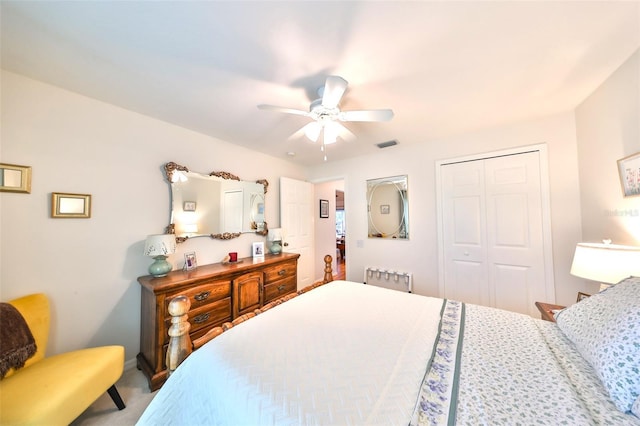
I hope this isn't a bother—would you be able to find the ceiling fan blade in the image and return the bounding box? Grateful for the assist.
[258,104,310,117]
[340,109,394,122]
[321,76,348,109]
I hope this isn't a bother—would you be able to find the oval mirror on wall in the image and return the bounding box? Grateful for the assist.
[366,175,409,239]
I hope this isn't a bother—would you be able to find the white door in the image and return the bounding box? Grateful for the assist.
[222,190,243,233]
[439,148,554,317]
[280,177,314,289]
[440,159,489,307]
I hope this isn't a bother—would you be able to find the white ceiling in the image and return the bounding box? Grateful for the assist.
[2,1,639,166]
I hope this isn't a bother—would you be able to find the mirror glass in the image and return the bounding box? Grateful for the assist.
[165,162,268,241]
[367,175,409,239]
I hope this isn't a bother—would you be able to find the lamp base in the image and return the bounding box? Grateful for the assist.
[149,255,172,277]
[269,241,282,255]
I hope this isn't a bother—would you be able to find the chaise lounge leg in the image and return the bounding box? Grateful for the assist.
[107,384,126,410]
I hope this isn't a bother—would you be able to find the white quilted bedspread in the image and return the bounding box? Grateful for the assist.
[137,281,444,426]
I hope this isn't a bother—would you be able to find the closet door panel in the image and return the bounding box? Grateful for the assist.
[441,161,489,306]
[485,152,545,316]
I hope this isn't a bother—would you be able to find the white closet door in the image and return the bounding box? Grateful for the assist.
[440,150,551,317]
[484,152,545,316]
[441,160,489,307]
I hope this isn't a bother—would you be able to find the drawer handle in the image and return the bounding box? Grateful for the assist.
[277,284,286,291]
[278,269,286,276]
[193,313,210,323]
[194,291,210,301]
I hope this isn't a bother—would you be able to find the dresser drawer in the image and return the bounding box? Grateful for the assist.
[164,280,231,315]
[264,276,296,304]
[163,297,231,343]
[263,261,296,284]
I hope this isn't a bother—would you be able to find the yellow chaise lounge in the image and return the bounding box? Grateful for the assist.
[0,293,125,425]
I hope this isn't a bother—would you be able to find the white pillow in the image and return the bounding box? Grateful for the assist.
[555,276,640,413]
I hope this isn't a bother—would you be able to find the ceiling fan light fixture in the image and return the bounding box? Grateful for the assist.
[323,121,339,145]
[304,122,322,142]
[258,75,394,160]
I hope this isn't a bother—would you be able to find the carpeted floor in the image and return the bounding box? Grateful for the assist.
[71,367,157,425]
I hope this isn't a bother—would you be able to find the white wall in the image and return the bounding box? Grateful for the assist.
[0,70,307,364]
[575,49,640,249]
[309,112,585,306]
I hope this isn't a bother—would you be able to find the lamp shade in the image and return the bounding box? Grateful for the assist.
[570,243,640,284]
[268,228,283,241]
[144,234,177,257]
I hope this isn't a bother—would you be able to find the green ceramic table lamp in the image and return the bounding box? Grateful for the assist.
[268,228,283,254]
[144,234,177,277]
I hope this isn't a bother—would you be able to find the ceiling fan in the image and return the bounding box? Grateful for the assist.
[258,76,394,160]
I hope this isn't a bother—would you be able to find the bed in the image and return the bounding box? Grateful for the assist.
[137,260,640,425]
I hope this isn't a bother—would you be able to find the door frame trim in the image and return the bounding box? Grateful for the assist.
[435,143,556,304]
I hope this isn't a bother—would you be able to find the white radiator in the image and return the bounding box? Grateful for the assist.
[364,267,413,293]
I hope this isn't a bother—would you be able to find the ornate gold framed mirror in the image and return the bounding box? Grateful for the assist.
[164,162,268,242]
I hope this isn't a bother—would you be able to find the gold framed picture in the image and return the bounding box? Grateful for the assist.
[0,163,32,193]
[51,192,91,218]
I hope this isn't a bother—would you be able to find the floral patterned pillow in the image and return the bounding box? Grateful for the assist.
[556,276,640,414]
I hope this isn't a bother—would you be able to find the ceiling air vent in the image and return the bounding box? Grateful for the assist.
[376,140,398,149]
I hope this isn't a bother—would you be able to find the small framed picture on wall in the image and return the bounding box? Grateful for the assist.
[617,152,640,197]
[319,199,329,218]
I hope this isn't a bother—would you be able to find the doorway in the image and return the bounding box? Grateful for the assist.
[335,190,346,280]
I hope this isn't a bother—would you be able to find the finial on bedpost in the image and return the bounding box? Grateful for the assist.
[166,295,192,377]
[323,254,334,283]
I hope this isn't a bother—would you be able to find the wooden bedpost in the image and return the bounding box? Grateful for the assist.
[166,295,192,377]
[323,254,334,283]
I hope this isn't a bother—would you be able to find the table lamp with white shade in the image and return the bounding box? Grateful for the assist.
[268,228,283,254]
[570,242,640,291]
[144,234,177,277]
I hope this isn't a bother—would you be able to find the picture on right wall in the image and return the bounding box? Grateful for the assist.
[617,152,640,197]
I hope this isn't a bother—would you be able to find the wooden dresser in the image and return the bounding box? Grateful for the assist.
[137,252,299,390]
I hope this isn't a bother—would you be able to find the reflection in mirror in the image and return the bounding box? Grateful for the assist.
[367,175,409,239]
[164,162,268,242]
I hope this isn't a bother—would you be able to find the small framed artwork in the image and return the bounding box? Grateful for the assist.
[184,252,197,271]
[252,242,265,257]
[617,152,640,197]
[577,292,590,302]
[0,163,32,193]
[183,201,197,211]
[51,192,91,218]
[319,199,329,218]
[380,204,390,214]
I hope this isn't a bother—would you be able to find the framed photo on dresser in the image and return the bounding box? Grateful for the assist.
[252,242,264,258]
